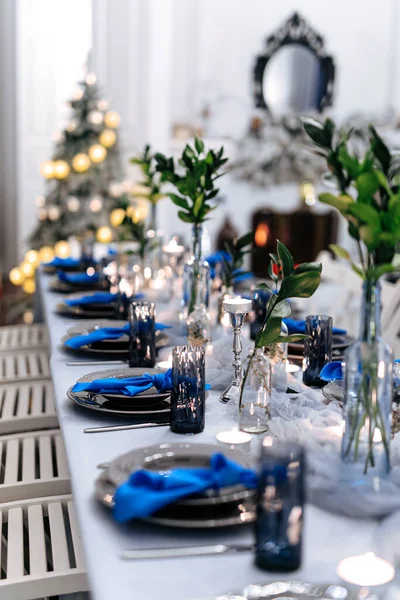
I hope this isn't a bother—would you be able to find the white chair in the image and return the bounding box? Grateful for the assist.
[0,380,58,436]
[0,429,70,503]
[0,494,88,599]
[0,350,50,384]
[0,324,48,352]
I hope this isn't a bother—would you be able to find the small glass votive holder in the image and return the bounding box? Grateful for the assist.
[302,314,332,387]
[255,438,305,573]
[128,301,156,368]
[170,346,205,434]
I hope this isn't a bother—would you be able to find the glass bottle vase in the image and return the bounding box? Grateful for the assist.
[239,348,272,434]
[182,224,210,317]
[341,281,393,478]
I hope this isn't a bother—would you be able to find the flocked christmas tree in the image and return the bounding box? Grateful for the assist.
[29,71,123,249]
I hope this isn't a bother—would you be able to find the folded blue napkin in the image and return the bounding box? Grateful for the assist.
[283,318,347,336]
[65,321,171,349]
[57,271,101,285]
[320,361,343,381]
[65,292,118,307]
[44,257,81,268]
[113,452,258,523]
[72,368,173,397]
[205,251,230,267]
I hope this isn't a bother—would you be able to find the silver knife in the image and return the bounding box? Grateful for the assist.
[121,544,254,560]
[67,360,128,366]
[84,422,169,433]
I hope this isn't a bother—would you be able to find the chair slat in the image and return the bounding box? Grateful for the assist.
[28,504,47,576]
[4,439,19,485]
[48,502,70,571]
[7,507,24,578]
[22,437,35,483]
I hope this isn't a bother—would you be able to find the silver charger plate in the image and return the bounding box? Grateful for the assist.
[68,367,171,415]
[62,320,169,353]
[191,582,352,600]
[49,277,104,294]
[95,442,256,527]
[56,292,116,318]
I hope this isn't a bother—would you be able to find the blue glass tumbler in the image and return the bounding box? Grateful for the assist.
[170,346,205,434]
[128,301,156,368]
[302,315,332,388]
[255,438,305,572]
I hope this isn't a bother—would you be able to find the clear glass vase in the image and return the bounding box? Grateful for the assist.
[264,322,288,392]
[239,348,272,434]
[341,281,393,478]
[186,268,212,347]
[146,203,164,277]
[182,224,210,317]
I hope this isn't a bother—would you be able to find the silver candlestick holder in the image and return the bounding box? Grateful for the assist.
[220,297,252,404]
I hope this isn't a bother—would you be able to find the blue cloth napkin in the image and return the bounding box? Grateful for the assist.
[283,318,347,336]
[113,452,258,523]
[57,271,101,285]
[65,292,118,307]
[205,251,230,267]
[44,257,81,268]
[65,322,171,349]
[72,368,173,397]
[320,361,343,381]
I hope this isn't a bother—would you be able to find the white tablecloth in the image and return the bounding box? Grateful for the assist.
[38,273,400,600]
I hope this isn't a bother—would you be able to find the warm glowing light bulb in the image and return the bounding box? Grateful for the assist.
[38,209,48,221]
[96,226,113,243]
[21,262,35,277]
[72,153,91,173]
[86,73,97,86]
[89,195,103,212]
[39,246,55,263]
[54,240,70,258]
[88,144,107,163]
[9,267,24,286]
[23,310,34,324]
[254,223,268,247]
[40,160,55,179]
[35,195,45,207]
[87,110,103,125]
[110,208,126,227]
[66,196,80,212]
[23,278,36,294]
[97,99,109,111]
[53,160,70,180]
[25,250,39,266]
[66,119,78,133]
[48,206,61,221]
[99,129,117,148]
[104,111,121,128]
[72,87,84,101]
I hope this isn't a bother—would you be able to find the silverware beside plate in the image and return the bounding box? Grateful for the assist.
[121,543,254,560]
[84,422,169,433]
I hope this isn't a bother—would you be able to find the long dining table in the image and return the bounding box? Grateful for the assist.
[37,271,397,600]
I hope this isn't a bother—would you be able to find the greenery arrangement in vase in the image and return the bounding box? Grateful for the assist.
[239,241,322,433]
[304,117,400,475]
[130,144,165,232]
[155,137,228,316]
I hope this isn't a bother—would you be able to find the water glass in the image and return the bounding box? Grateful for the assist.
[255,438,305,572]
[170,346,205,434]
[302,315,332,387]
[128,301,156,368]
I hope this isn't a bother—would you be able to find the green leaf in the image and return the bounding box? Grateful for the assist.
[177,210,194,223]
[351,263,365,279]
[369,126,391,173]
[293,262,323,274]
[267,262,278,282]
[277,240,294,277]
[194,137,204,154]
[236,232,253,250]
[279,271,322,300]
[193,194,204,218]
[355,172,380,202]
[303,118,332,149]
[255,317,283,347]
[323,118,335,147]
[338,145,359,179]
[277,334,309,343]
[168,194,189,210]
[368,263,400,280]
[359,224,381,250]
[347,203,381,228]
[329,244,350,260]
[374,169,392,195]
[319,193,354,212]
[257,282,274,293]
[271,299,291,318]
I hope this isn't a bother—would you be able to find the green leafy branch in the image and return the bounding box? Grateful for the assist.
[303,117,400,282]
[239,241,322,404]
[129,144,164,204]
[154,137,228,225]
[221,232,253,288]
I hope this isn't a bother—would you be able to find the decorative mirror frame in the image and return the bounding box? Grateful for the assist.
[253,12,335,113]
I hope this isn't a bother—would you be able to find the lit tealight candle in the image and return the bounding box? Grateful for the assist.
[157,357,172,370]
[337,553,395,587]
[216,429,252,451]
[162,240,185,257]
[223,297,252,315]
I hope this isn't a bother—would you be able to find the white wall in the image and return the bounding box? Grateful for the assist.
[16,0,92,254]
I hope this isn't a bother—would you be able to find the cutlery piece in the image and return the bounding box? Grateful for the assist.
[67,360,128,366]
[84,422,169,433]
[96,462,111,469]
[121,544,254,560]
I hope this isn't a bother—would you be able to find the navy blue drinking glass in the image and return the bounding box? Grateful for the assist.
[170,346,205,434]
[255,438,305,572]
[302,315,332,387]
[250,288,273,340]
[128,301,156,368]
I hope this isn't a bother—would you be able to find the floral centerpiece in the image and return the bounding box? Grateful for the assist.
[304,118,400,475]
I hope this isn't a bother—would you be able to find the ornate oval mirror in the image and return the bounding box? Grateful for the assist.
[254,12,335,116]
